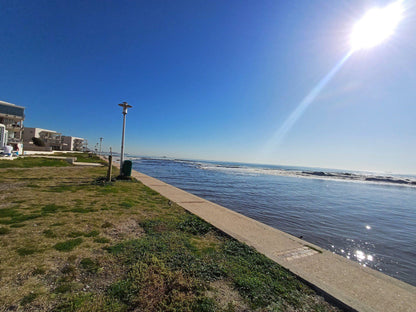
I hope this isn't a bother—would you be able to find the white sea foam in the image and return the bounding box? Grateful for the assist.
[195,161,416,187]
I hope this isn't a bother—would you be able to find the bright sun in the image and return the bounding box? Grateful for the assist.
[350,0,404,51]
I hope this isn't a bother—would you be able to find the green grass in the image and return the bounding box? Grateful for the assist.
[51,222,65,227]
[0,227,10,235]
[178,213,212,235]
[80,258,100,273]
[0,164,340,312]
[120,201,135,209]
[70,207,96,213]
[84,230,99,237]
[0,152,105,169]
[54,282,77,294]
[47,185,85,193]
[10,223,26,228]
[67,230,99,238]
[93,237,110,244]
[20,293,38,306]
[54,238,83,252]
[67,231,84,238]
[0,213,41,225]
[0,157,70,168]
[0,208,20,218]
[43,229,57,238]
[17,247,38,256]
[42,204,65,214]
[106,213,328,311]
[222,240,309,309]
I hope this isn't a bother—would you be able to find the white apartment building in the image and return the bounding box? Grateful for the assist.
[0,100,25,145]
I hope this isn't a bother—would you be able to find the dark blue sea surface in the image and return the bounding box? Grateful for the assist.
[129,157,416,286]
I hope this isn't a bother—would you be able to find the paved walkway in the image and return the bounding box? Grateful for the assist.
[109,159,416,312]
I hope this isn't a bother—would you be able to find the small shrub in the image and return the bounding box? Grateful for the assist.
[54,238,83,252]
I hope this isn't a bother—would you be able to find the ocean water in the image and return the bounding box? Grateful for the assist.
[129,157,416,286]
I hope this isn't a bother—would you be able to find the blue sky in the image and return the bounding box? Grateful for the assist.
[1,0,415,173]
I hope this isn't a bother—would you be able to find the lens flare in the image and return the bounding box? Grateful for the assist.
[261,1,405,159]
[263,51,353,153]
[350,0,404,51]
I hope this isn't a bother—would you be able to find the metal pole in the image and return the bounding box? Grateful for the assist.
[120,111,126,175]
[99,137,103,156]
[118,102,132,176]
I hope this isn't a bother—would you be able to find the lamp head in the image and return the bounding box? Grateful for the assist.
[118,102,132,115]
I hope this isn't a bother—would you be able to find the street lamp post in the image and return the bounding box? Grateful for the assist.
[99,137,103,156]
[118,102,132,176]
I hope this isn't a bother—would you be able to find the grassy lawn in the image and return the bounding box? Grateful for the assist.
[0,157,342,311]
[0,157,71,168]
[0,153,105,169]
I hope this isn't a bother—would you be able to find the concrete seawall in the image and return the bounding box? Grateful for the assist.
[109,159,416,312]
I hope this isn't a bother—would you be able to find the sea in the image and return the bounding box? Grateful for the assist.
[126,156,416,287]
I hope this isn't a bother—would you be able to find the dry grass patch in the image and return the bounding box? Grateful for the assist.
[206,279,250,312]
[0,165,148,309]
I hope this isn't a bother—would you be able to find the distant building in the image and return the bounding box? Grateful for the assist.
[62,136,84,151]
[0,100,25,144]
[23,127,62,150]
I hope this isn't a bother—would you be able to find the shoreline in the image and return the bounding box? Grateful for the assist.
[108,157,416,312]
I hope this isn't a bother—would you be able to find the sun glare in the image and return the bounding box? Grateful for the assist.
[350,0,404,51]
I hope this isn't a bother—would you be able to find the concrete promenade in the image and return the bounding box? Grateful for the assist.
[110,158,416,312]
